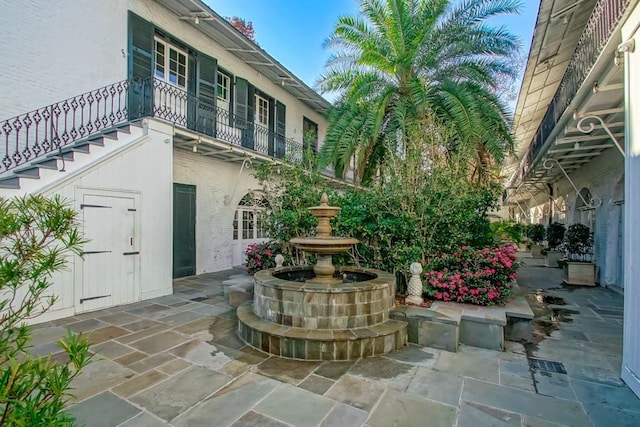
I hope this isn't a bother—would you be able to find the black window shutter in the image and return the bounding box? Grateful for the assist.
[195,53,217,136]
[275,101,286,158]
[128,12,154,119]
[235,77,248,129]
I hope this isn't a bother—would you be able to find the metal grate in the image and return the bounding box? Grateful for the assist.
[529,358,567,374]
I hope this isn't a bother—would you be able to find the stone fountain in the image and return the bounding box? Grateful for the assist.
[237,194,407,360]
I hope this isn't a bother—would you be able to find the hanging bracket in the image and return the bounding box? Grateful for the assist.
[543,158,602,209]
[576,115,625,157]
[223,158,253,206]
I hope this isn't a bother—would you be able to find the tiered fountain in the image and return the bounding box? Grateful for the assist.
[237,194,407,360]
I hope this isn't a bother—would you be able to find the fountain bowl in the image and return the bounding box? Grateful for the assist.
[289,236,359,254]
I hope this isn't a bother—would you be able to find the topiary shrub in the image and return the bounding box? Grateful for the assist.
[546,222,566,251]
[0,195,91,425]
[563,223,593,261]
[526,223,545,245]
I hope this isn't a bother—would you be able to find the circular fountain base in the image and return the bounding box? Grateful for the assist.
[237,266,408,360]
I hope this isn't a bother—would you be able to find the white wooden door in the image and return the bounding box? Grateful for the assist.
[77,191,139,313]
[622,12,640,398]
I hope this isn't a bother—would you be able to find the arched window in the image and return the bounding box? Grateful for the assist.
[232,192,270,240]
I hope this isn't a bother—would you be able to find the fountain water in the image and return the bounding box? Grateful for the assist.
[237,194,408,360]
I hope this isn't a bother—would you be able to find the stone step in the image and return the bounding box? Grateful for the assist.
[391,289,534,352]
[237,305,407,361]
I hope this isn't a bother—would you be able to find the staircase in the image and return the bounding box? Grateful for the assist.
[0,79,150,196]
[0,121,147,196]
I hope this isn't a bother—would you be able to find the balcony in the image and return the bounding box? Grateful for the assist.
[0,78,303,174]
[509,0,630,189]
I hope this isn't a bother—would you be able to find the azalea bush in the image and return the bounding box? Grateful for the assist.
[245,241,291,274]
[424,244,519,306]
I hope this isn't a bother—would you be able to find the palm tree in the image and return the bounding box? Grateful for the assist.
[317,0,521,185]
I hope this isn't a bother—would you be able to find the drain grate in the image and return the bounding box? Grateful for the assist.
[190,296,208,302]
[529,358,566,374]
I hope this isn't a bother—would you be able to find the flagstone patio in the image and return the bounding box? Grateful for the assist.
[27,259,640,426]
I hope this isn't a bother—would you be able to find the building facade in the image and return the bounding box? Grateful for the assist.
[0,0,332,321]
[504,0,640,396]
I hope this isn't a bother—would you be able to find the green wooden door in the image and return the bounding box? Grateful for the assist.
[173,183,196,278]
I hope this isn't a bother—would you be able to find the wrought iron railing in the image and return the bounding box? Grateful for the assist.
[1,80,130,172]
[509,0,630,188]
[1,77,303,173]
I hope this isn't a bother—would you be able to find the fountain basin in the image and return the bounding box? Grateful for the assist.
[254,266,393,329]
[237,265,408,360]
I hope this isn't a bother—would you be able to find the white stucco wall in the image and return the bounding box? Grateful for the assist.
[32,119,174,322]
[173,147,260,273]
[0,0,129,118]
[0,0,327,149]
[524,147,625,287]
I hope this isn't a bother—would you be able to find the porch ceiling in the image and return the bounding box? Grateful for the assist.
[506,0,598,178]
[153,0,331,114]
[507,21,625,205]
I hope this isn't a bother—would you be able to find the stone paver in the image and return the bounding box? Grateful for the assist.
[254,383,335,427]
[67,391,140,427]
[366,388,457,427]
[27,264,635,427]
[131,365,232,421]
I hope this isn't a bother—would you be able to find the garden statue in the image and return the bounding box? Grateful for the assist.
[275,254,284,269]
[407,262,423,305]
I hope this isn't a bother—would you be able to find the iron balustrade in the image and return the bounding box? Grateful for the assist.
[1,80,130,172]
[0,77,303,173]
[509,0,629,189]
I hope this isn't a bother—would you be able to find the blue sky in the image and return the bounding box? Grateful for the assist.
[206,0,539,99]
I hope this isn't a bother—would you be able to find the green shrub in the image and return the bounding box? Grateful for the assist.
[526,224,545,244]
[546,222,566,251]
[563,223,593,261]
[0,195,91,425]
[489,220,525,244]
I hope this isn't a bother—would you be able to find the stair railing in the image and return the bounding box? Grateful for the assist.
[1,80,130,173]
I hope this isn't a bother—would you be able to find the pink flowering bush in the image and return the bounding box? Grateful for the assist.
[424,243,519,306]
[245,241,290,274]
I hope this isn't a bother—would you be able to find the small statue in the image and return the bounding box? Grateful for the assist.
[406,262,423,305]
[275,254,285,269]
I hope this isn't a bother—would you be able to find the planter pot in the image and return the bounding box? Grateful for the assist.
[530,244,544,259]
[545,251,563,268]
[563,262,596,286]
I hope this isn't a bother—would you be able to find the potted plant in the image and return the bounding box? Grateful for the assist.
[544,222,565,268]
[526,223,545,258]
[562,223,595,286]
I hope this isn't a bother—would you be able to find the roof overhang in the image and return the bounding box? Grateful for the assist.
[504,0,632,207]
[505,0,598,179]
[153,0,332,114]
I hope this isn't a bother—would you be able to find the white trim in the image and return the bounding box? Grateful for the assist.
[217,72,230,102]
[255,94,269,127]
[154,37,188,90]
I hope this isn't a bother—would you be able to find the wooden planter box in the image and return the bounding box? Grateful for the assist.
[563,262,596,286]
[530,244,544,259]
[545,251,563,268]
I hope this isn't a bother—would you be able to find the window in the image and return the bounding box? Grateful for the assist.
[303,117,318,153]
[154,38,187,89]
[217,72,230,102]
[233,192,270,240]
[256,94,269,127]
